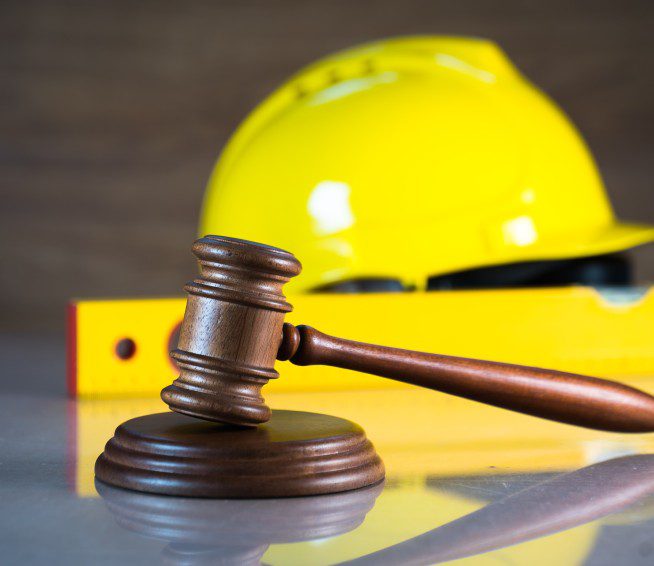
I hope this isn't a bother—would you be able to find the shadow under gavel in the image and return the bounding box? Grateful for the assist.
[162,235,654,432]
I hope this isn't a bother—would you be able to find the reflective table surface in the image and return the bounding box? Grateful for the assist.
[3,334,654,565]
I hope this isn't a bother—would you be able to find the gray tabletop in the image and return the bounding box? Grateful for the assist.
[3,333,654,565]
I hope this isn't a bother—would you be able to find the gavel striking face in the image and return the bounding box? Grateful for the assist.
[162,235,654,432]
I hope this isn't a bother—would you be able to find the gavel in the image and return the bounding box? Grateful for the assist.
[161,235,654,432]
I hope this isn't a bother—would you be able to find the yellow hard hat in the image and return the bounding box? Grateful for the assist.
[200,36,654,292]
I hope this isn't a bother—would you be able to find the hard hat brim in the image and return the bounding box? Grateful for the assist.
[532,222,654,261]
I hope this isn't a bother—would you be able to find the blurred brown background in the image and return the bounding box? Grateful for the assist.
[1,0,653,332]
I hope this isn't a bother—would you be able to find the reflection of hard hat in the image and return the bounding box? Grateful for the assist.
[200,36,654,292]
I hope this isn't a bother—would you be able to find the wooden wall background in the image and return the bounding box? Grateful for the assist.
[1,0,653,331]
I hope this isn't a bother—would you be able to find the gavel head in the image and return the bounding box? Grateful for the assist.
[161,235,302,427]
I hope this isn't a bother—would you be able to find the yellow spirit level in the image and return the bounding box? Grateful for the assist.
[68,286,654,398]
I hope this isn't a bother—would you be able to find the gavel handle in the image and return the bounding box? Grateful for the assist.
[278,323,654,432]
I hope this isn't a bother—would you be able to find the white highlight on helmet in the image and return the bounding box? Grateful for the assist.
[435,54,496,83]
[309,72,398,106]
[502,215,538,247]
[521,188,536,204]
[308,181,355,236]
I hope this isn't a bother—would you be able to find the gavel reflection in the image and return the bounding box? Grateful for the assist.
[162,235,654,432]
[96,479,384,566]
[97,454,654,565]
[342,454,654,565]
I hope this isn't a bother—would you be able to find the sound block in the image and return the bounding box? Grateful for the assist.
[95,410,385,498]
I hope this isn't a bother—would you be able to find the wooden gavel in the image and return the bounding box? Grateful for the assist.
[161,235,654,432]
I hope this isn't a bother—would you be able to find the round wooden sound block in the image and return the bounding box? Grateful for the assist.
[95,410,385,498]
